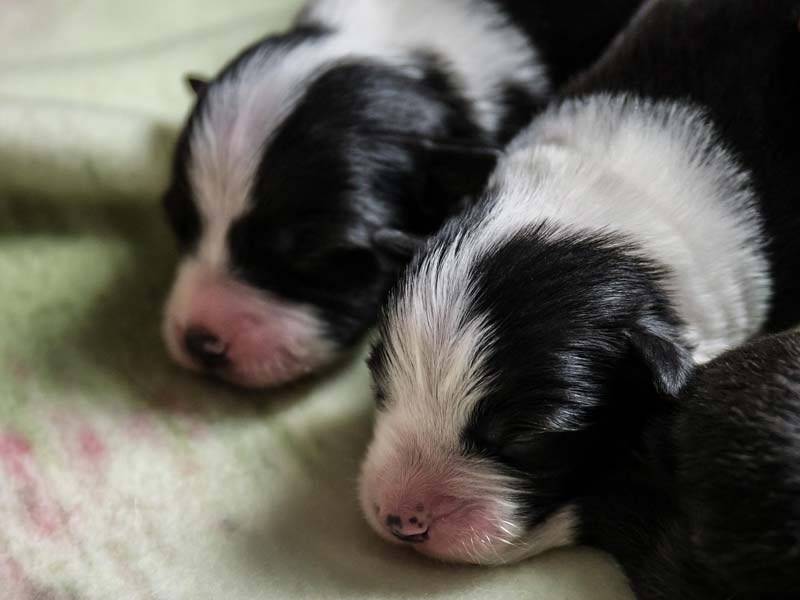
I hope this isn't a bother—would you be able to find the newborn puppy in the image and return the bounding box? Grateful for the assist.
[583,331,800,599]
[360,0,800,564]
[161,0,643,387]
[669,330,800,599]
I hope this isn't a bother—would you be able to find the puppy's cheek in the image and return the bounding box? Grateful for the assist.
[161,260,337,387]
[223,319,337,387]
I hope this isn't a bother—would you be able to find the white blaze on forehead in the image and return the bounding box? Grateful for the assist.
[188,37,330,269]
[379,237,497,446]
[189,0,547,269]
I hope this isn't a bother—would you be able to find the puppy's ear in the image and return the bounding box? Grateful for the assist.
[372,229,425,261]
[628,313,694,398]
[184,74,209,97]
[370,131,500,219]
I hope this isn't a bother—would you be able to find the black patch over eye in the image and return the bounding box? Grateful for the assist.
[465,406,583,474]
[162,185,200,251]
[495,434,578,473]
[295,247,381,291]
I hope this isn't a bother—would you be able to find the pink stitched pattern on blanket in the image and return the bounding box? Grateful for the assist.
[0,432,61,538]
[1,555,32,598]
[78,428,106,465]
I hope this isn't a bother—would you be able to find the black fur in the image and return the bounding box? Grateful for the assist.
[163,1,644,366]
[582,331,800,599]
[497,0,643,88]
[673,331,800,598]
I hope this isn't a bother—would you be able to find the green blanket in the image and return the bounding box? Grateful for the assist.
[0,2,633,598]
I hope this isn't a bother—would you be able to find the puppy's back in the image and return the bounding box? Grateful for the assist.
[676,331,800,598]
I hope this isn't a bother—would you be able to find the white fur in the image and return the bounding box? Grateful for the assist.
[508,504,578,564]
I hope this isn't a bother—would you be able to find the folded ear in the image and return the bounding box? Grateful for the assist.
[628,313,695,398]
[368,130,500,222]
[184,74,209,97]
[372,229,425,261]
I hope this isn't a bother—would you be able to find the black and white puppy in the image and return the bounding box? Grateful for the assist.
[161,0,643,387]
[360,0,800,566]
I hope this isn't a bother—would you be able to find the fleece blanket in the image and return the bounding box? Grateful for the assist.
[0,1,634,598]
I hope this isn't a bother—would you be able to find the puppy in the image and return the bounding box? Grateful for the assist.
[160,0,643,387]
[670,330,800,599]
[359,0,800,566]
[582,331,800,599]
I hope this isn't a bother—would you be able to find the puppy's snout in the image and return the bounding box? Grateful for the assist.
[184,327,229,369]
[384,508,430,544]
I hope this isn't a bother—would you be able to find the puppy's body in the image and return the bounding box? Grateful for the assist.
[161,0,643,387]
[671,331,800,599]
[583,332,800,599]
[360,0,800,578]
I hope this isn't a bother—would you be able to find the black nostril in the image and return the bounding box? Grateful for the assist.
[184,327,229,369]
[385,514,403,530]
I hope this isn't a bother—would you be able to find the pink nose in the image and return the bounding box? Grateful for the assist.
[383,505,431,543]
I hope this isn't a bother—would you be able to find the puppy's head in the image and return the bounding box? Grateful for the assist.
[161,27,497,387]
[359,224,693,564]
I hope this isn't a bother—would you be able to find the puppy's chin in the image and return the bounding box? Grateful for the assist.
[162,260,337,388]
[358,427,578,565]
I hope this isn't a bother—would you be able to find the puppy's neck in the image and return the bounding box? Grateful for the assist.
[489,94,771,362]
